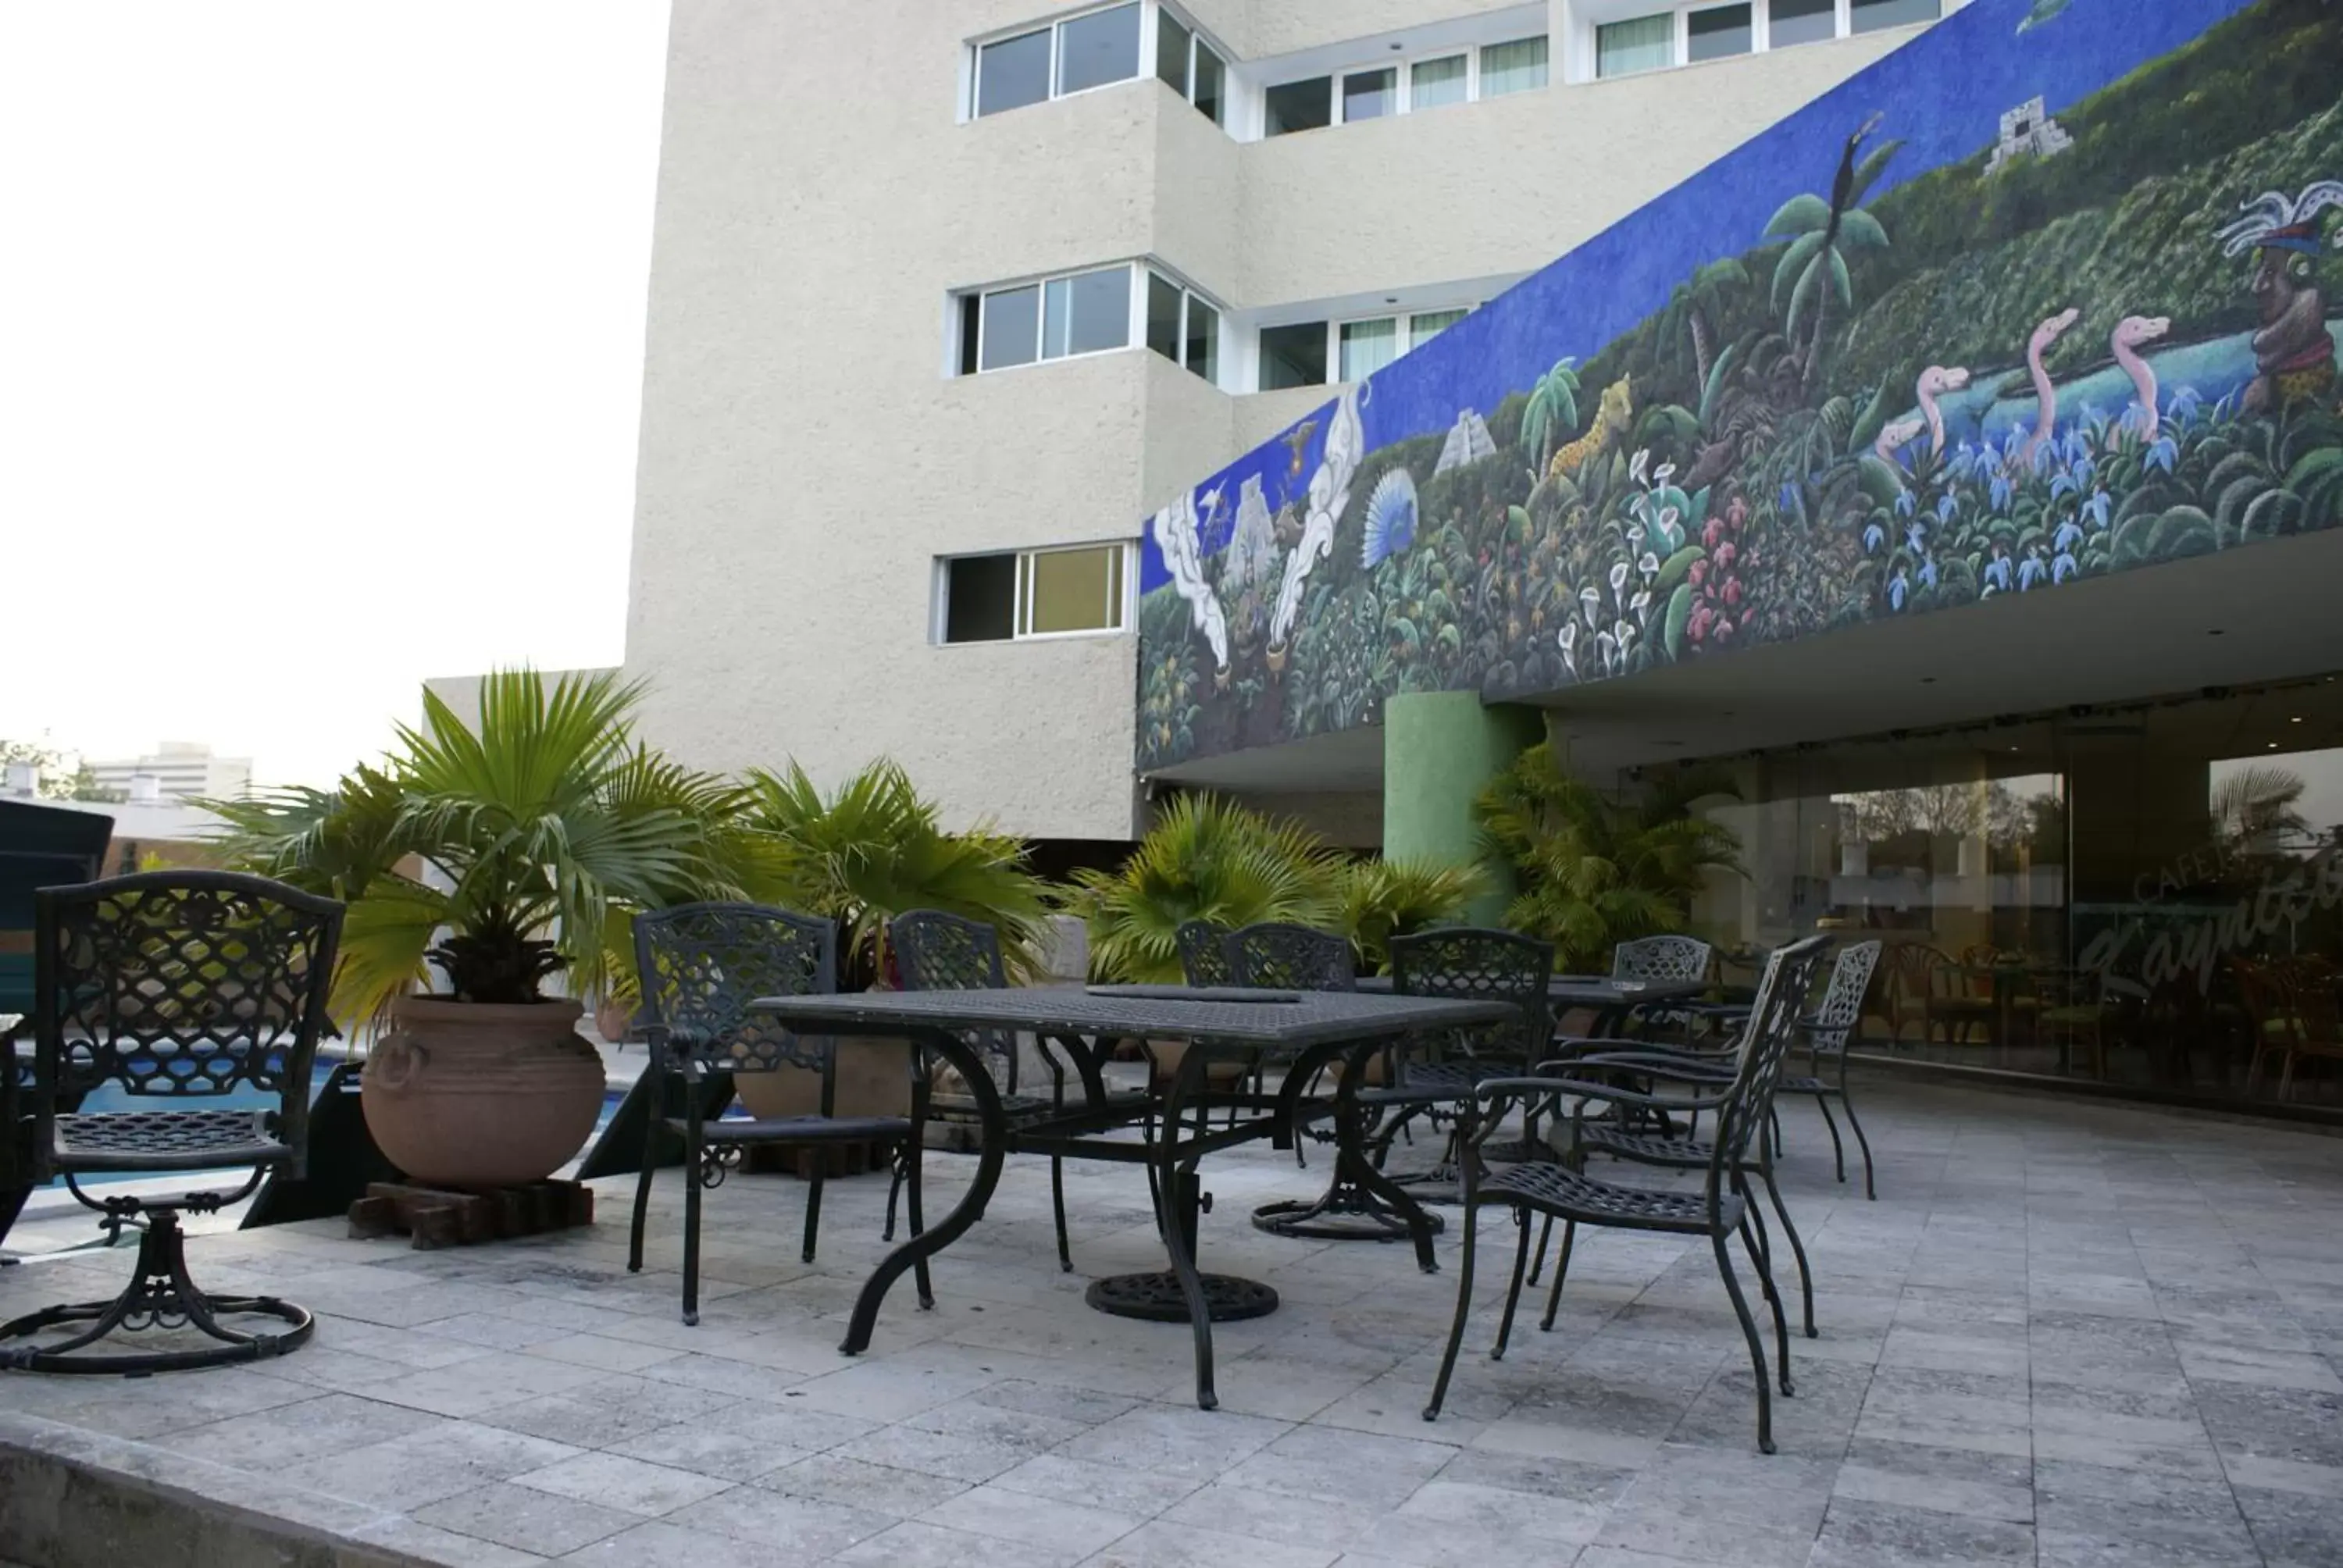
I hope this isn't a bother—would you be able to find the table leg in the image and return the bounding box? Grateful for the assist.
[840,1032,1002,1357]
[1253,1040,1445,1259]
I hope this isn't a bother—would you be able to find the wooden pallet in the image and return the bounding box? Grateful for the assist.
[740,1139,900,1180]
[348,1179,594,1249]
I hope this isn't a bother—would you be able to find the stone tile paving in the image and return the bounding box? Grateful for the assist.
[3,1077,2342,1566]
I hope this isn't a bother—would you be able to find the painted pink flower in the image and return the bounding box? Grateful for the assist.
[1723,578,1742,608]
[1703,518,1727,551]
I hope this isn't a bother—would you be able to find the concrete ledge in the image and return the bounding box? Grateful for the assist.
[0,1412,452,1568]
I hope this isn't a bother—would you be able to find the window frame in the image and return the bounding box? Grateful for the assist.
[962,263,1139,377]
[1143,266,1225,387]
[1261,302,1482,391]
[934,542,1136,646]
[1475,34,1551,98]
[969,1,1147,119]
[1580,0,1945,81]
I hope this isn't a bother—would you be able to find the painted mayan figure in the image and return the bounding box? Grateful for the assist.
[2217,182,2343,413]
[1548,374,1634,482]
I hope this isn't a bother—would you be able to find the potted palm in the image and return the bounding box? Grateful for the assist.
[736,759,1049,1120]
[1474,744,1742,972]
[212,669,761,1189]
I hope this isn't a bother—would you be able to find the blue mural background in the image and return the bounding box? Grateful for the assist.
[1136,0,2343,769]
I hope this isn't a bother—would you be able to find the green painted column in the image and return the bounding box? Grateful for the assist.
[1383,691,1546,925]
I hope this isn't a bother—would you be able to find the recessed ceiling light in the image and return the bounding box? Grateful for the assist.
[1389,41,1403,50]
[1384,297,1398,305]
[2208,629,2227,637]
[2269,742,2281,750]
[1920,676,1937,685]
[2292,716,2305,724]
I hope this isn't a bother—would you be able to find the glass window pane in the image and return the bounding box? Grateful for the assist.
[1260,322,1328,389]
[1480,36,1549,97]
[1192,43,1225,123]
[944,554,1015,642]
[979,284,1040,370]
[1264,77,1332,136]
[1042,266,1129,359]
[1339,318,1399,382]
[1341,67,1396,123]
[976,29,1051,117]
[1155,11,1190,95]
[1409,308,1468,349]
[1851,0,1940,30]
[1056,3,1140,95]
[1025,546,1121,635]
[1596,16,1674,77]
[1770,0,1838,48]
[1410,55,1467,109]
[1185,297,1219,383]
[1146,273,1182,362]
[1689,4,1754,60]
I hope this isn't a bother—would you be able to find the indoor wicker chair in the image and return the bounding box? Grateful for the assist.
[1,871,342,1374]
[1423,935,1830,1454]
[629,903,922,1325]
[891,908,1150,1272]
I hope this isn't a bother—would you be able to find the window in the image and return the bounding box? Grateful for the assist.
[1479,36,1549,97]
[1191,41,1225,124]
[976,28,1052,116]
[964,265,1132,373]
[1409,308,1468,346]
[1339,318,1399,382]
[1341,66,1397,123]
[1597,14,1675,77]
[1145,270,1220,384]
[1260,322,1328,389]
[1155,10,1191,94]
[972,3,1140,119]
[1056,3,1142,94]
[1689,3,1753,61]
[1264,76,1332,137]
[1851,0,1941,30]
[1150,6,1226,124]
[1410,54,1468,109]
[938,545,1130,643]
[1768,0,1838,48]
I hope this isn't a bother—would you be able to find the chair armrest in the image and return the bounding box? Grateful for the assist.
[1570,1050,1735,1085]
[1545,1035,1692,1060]
[1472,1073,1723,1115]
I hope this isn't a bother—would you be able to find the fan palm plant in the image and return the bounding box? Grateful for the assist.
[742,759,1049,990]
[1061,794,1345,982]
[1475,744,1742,972]
[1334,857,1489,975]
[209,668,760,1024]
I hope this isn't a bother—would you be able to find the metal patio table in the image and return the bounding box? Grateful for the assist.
[748,983,1511,1410]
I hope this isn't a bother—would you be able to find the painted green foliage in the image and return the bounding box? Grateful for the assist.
[1135,0,2343,773]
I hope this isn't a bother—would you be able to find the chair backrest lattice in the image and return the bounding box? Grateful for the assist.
[1227,923,1356,992]
[1806,940,1882,1057]
[892,909,1020,1089]
[1706,935,1831,1196]
[632,903,835,1074]
[34,870,344,1174]
[1175,920,1235,988]
[1611,935,1712,985]
[1391,926,1554,1064]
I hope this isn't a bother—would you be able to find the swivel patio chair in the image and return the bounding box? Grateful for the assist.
[891,908,1149,1272]
[629,903,922,1325]
[1,871,342,1374]
[1424,935,1829,1454]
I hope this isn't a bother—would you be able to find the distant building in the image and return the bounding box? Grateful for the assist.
[84,742,251,806]
[1985,94,2073,174]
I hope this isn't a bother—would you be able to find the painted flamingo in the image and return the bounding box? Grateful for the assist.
[2016,307,2081,470]
[2111,314,2171,442]
[1874,417,1924,467]
[1915,364,1971,456]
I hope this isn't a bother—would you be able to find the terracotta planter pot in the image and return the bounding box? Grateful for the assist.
[362,996,604,1190]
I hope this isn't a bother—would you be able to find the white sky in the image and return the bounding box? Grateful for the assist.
[0,2,672,788]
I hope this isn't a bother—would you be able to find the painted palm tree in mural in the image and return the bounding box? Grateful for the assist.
[1521,357,1583,472]
[1765,112,1898,401]
[1660,258,1749,394]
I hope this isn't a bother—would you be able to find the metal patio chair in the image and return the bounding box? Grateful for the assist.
[891,908,1149,1272]
[628,903,922,1325]
[1,871,341,1374]
[1175,919,1235,986]
[1610,934,1714,1038]
[1227,921,1354,1135]
[1370,927,1553,1192]
[1423,935,1830,1454]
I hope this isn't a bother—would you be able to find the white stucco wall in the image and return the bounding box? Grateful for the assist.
[625,0,1928,841]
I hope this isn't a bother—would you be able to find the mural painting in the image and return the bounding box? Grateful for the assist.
[1136,0,2343,772]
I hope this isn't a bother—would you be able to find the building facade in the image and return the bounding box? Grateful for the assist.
[82,742,251,805]
[622,0,1963,847]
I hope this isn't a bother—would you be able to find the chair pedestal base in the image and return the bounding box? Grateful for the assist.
[0,1210,312,1375]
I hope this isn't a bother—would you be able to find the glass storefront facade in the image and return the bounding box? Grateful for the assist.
[1684,675,2343,1110]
